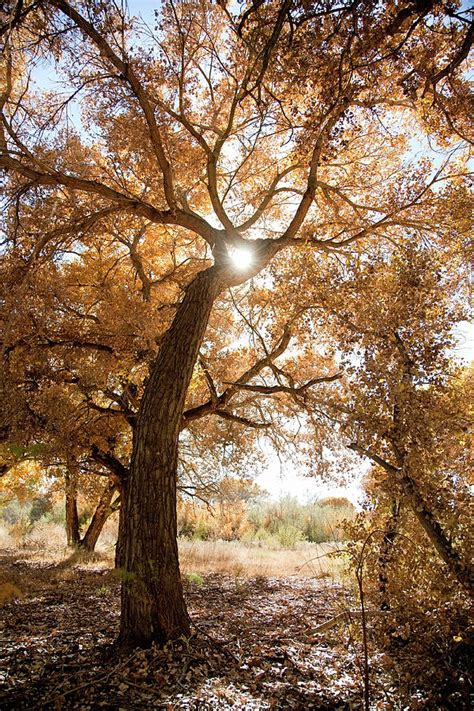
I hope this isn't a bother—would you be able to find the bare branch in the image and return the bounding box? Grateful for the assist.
[215,410,270,429]
[226,371,342,396]
[50,0,177,210]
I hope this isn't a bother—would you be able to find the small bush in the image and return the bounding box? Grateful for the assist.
[193,519,211,540]
[43,501,66,526]
[241,527,274,546]
[186,571,204,586]
[276,523,305,549]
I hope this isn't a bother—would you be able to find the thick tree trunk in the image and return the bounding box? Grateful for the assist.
[118,266,221,648]
[79,479,118,552]
[65,468,80,547]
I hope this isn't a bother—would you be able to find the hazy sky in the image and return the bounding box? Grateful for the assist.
[256,322,473,505]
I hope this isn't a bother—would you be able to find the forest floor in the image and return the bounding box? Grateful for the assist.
[0,550,470,710]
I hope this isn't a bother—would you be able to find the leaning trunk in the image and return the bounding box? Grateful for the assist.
[79,479,118,552]
[401,469,474,594]
[118,266,221,648]
[65,468,80,547]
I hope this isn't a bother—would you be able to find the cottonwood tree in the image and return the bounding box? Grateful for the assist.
[1,0,472,646]
[308,243,473,592]
[0,246,132,546]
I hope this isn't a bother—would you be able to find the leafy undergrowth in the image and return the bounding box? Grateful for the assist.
[0,552,470,710]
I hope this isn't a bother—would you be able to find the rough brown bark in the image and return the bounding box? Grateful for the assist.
[118,266,222,648]
[65,468,80,547]
[79,479,118,552]
[399,470,474,595]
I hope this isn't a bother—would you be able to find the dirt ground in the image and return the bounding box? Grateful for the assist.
[0,552,470,709]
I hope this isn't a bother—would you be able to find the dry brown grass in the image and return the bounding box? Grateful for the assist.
[0,524,14,550]
[179,539,345,580]
[0,521,346,580]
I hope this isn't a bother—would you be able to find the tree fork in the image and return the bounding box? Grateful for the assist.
[118,266,222,648]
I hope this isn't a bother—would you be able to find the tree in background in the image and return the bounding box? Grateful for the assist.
[1,0,471,645]
[309,243,472,591]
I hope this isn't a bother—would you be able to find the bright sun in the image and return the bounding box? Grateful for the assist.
[230,247,253,271]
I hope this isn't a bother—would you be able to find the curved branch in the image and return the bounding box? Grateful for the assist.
[0,154,220,246]
[182,323,293,426]
[90,445,129,483]
[425,20,473,94]
[49,0,177,210]
[228,371,342,396]
[236,164,303,232]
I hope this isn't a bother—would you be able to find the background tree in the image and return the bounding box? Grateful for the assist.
[0,231,340,551]
[307,242,473,591]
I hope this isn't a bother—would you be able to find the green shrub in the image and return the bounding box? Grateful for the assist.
[193,519,211,541]
[186,571,204,586]
[29,496,53,523]
[276,523,305,549]
[241,527,274,546]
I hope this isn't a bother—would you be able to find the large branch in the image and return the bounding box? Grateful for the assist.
[182,323,292,426]
[4,335,115,356]
[182,314,340,428]
[281,162,453,252]
[229,371,341,396]
[204,2,294,237]
[90,445,129,483]
[276,110,344,244]
[235,164,303,232]
[238,0,292,100]
[49,0,177,210]
[0,154,220,246]
[385,0,436,37]
[349,443,400,475]
[426,20,473,92]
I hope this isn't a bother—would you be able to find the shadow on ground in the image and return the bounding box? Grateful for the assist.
[0,552,363,709]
